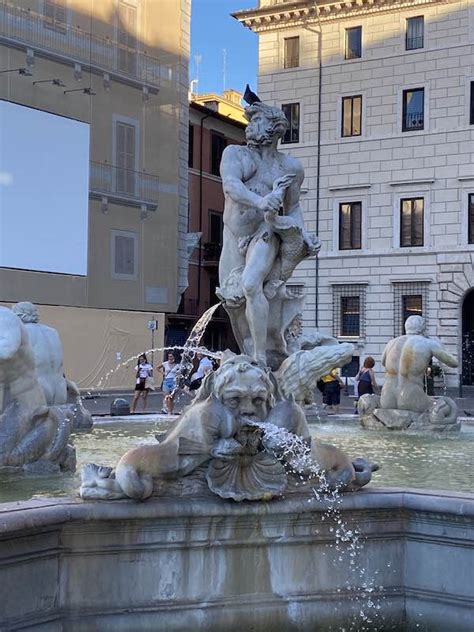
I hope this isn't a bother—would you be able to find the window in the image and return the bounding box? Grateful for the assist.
[115,121,137,195]
[339,202,362,250]
[341,95,362,137]
[469,194,474,244]
[111,230,138,279]
[209,211,223,245]
[284,36,299,69]
[282,103,300,144]
[402,88,424,131]
[43,0,67,33]
[188,124,194,168]
[332,284,367,338]
[345,27,362,60]
[341,296,360,336]
[402,295,422,332]
[400,197,424,247]
[118,0,137,75]
[470,82,474,126]
[406,16,424,50]
[393,281,429,336]
[210,132,226,176]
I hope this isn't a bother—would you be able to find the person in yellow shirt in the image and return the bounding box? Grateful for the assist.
[321,369,344,414]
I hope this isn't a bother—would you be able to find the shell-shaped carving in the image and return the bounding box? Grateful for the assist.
[206,452,287,502]
[276,343,354,401]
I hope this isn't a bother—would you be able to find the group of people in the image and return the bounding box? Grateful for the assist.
[131,351,215,414]
[319,357,379,414]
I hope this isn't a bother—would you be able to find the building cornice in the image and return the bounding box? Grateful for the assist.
[233,0,453,31]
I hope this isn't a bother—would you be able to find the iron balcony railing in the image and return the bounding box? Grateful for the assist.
[89,162,160,206]
[406,35,424,50]
[403,112,424,131]
[0,3,174,87]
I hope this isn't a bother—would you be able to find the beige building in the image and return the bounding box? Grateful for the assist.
[235,0,474,387]
[191,88,247,124]
[0,0,191,389]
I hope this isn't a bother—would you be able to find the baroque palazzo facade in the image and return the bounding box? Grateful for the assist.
[235,0,474,386]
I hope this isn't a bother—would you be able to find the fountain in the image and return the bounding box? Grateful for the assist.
[0,92,473,632]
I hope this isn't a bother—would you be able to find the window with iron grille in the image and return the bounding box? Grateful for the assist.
[345,27,362,60]
[284,37,299,69]
[339,202,362,250]
[469,194,474,244]
[400,197,424,247]
[393,281,429,336]
[402,88,424,131]
[406,16,424,50]
[332,284,366,338]
[188,124,194,168]
[470,82,474,126]
[210,132,226,176]
[282,103,300,144]
[341,95,362,137]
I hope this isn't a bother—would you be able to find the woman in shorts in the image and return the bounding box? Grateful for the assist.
[157,351,180,414]
[131,353,153,414]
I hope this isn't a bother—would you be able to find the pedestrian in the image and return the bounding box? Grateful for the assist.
[320,369,344,415]
[131,353,153,414]
[355,356,379,411]
[156,351,180,414]
[188,352,214,392]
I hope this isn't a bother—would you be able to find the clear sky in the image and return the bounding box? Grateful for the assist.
[191,0,258,96]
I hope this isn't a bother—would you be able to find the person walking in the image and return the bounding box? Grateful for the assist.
[355,356,379,411]
[321,369,344,414]
[131,353,153,414]
[156,351,180,414]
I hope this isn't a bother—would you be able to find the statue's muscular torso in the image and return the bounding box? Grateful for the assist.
[222,144,302,239]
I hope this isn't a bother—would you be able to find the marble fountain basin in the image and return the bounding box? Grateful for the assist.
[0,416,473,631]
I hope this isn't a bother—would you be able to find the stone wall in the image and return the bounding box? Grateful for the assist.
[0,489,472,631]
[252,0,474,385]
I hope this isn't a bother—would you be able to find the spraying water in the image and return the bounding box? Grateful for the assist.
[251,419,384,631]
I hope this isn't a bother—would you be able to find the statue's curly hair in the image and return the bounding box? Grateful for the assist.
[12,301,39,324]
[244,102,289,143]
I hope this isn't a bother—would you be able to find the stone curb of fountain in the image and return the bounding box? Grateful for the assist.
[1,488,474,531]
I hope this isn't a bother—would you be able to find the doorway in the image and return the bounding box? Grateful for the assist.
[462,290,474,385]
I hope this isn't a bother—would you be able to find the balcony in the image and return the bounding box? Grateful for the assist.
[202,242,221,266]
[89,162,159,211]
[0,3,175,89]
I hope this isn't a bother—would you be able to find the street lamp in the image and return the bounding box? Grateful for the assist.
[33,78,66,87]
[0,68,33,76]
[63,87,96,96]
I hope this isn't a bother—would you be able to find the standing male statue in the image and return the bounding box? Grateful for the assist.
[218,88,319,368]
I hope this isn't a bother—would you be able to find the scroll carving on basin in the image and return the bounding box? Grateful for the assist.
[80,89,378,503]
[0,307,75,473]
[358,315,459,432]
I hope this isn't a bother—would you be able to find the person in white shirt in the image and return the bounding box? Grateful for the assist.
[156,351,181,414]
[131,353,153,413]
[188,353,214,392]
